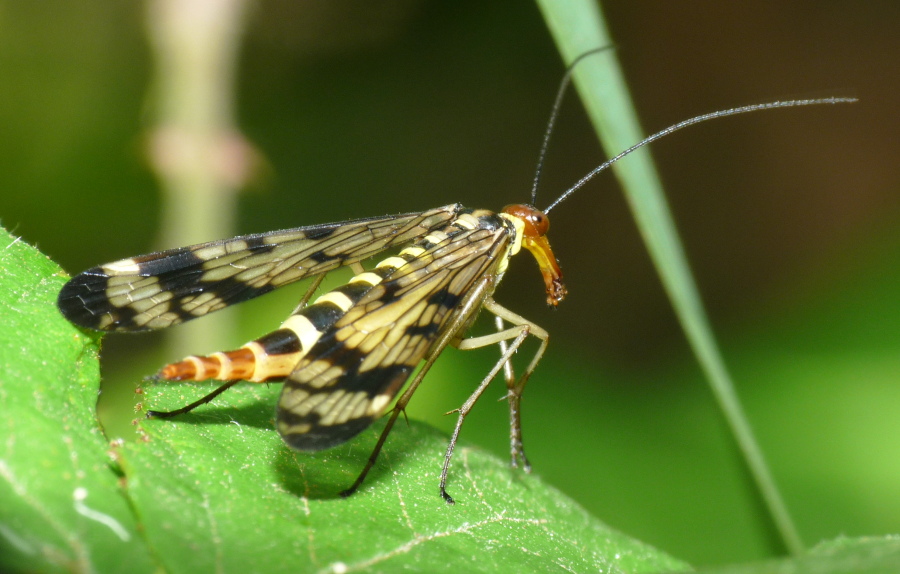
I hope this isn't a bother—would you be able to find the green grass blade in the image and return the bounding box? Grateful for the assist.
[534,0,805,556]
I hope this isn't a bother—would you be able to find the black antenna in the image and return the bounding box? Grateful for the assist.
[543,97,857,213]
[530,46,614,206]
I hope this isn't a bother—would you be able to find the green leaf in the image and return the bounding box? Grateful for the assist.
[0,227,154,573]
[689,536,900,574]
[1,222,687,572]
[120,380,687,573]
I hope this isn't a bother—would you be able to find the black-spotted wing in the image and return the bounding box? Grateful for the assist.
[58,205,461,332]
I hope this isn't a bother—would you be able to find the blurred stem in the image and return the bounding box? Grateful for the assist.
[535,0,805,556]
[145,0,252,356]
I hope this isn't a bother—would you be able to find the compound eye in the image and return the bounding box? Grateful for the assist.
[528,210,549,236]
[501,204,550,237]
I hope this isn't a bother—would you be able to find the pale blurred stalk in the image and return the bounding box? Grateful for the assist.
[145,0,252,357]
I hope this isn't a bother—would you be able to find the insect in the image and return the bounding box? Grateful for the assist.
[57,50,854,502]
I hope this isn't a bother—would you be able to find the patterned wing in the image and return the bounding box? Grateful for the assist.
[58,205,461,331]
[276,221,513,451]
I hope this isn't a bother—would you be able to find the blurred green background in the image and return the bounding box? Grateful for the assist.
[2,0,898,567]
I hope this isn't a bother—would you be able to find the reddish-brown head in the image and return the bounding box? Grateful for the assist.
[501,204,567,306]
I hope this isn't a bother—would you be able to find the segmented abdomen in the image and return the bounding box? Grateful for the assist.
[156,210,507,386]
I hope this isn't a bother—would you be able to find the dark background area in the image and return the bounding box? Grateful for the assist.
[1,0,898,566]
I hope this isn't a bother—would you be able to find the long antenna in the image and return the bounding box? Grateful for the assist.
[543,97,857,213]
[530,46,614,206]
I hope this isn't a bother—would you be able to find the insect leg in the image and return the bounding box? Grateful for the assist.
[495,315,516,388]
[465,299,549,472]
[440,313,532,503]
[146,380,241,418]
[286,264,359,315]
[338,333,455,499]
[150,275,331,418]
[287,273,326,316]
[341,275,498,499]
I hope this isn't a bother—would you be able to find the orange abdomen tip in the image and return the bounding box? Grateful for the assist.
[158,348,256,382]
